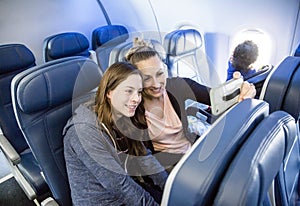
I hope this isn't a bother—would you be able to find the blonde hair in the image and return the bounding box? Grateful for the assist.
[125,37,164,66]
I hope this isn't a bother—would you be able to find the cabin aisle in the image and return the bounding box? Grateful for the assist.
[0,150,11,180]
[0,151,35,206]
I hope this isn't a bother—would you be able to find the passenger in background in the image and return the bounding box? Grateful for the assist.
[63,62,168,206]
[126,38,256,171]
[226,40,259,81]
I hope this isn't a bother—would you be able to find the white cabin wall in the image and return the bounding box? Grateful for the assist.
[148,0,300,79]
[100,0,299,82]
[0,0,107,65]
[101,0,162,41]
[0,0,299,71]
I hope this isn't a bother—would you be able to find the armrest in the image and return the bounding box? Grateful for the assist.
[41,197,59,206]
[89,50,98,65]
[185,99,219,124]
[0,133,21,164]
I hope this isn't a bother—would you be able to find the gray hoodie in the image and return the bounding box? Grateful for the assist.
[63,104,168,206]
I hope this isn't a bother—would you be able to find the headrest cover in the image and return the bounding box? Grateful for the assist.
[164,29,203,56]
[0,44,35,74]
[46,32,90,59]
[16,58,101,113]
[262,56,300,120]
[92,25,129,49]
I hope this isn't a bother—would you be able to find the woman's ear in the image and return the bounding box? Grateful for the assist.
[107,90,112,100]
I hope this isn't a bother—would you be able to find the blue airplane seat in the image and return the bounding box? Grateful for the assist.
[163,29,217,87]
[260,56,300,120]
[260,55,300,205]
[91,25,129,72]
[161,98,269,206]
[11,56,102,206]
[43,32,95,63]
[0,43,50,203]
[214,111,297,206]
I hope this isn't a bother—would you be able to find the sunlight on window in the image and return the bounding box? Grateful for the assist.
[231,29,272,69]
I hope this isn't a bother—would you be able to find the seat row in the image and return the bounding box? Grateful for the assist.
[24,23,273,93]
[43,24,129,74]
[41,26,215,87]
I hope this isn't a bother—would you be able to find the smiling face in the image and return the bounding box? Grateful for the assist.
[135,55,167,100]
[107,74,143,120]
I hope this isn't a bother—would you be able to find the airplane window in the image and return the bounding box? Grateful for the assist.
[230,29,272,69]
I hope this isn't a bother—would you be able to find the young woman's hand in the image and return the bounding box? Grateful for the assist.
[233,71,256,102]
[238,81,256,102]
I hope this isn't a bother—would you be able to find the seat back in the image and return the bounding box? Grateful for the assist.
[163,29,217,87]
[214,111,297,206]
[43,32,92,62]
[109,38,167,66]
[161,98,269,206]
[260,56,300,120]
[0,44,36,153]
[0,43,51,201]
[260,56,300,205]
[11,56,102,205]
[92,25,129,72]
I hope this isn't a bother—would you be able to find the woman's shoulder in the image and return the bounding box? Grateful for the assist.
[63,103,98,134]
[74,103,97,121]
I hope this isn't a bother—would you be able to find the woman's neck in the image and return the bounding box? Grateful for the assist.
[143,95,164,119]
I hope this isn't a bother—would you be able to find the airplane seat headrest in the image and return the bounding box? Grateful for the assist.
[162,28,207,84]
[91,25,129,73]
[91,25,129,50]
[0,43,50,200]
[109,39,167,66]
[14,57,101,114]
[260,56,300,120]
[43,32,90,62]
[0,44,35,74]
[163,29,203,57]
[0,43,36,152]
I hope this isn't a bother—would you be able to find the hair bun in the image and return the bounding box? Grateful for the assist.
[125,37,154,61]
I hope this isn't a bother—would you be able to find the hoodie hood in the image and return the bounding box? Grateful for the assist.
[63,103,98,136]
